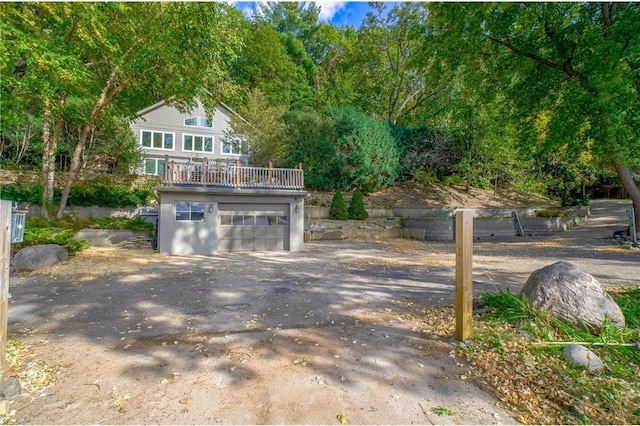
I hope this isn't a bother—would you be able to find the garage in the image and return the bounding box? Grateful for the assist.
[217,203,289,251]
[155,185,305,256]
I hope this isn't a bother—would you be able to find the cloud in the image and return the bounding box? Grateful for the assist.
[316,1,347,23]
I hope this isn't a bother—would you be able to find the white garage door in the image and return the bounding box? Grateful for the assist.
[218,203,289,252]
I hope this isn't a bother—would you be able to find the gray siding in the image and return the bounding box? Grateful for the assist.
[131,100,247,174]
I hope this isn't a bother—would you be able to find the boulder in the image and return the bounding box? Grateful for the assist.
[13,244,69,272]
[563,344,605,371]
[520,261,625,333]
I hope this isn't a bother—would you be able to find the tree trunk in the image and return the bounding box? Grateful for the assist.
[41,95,66,218]
[55,125,91,219]
[614,162,640,240]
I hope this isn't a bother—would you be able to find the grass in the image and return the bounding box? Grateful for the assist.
[459,289,640,425]
[13,214,154,255]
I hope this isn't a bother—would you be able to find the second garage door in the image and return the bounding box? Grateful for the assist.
[218,203,289,252]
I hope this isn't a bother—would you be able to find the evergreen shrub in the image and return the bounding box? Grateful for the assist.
[348,190,368,220]
[329,191,349,220]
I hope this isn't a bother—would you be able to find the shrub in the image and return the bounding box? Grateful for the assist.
[348,190,368,220]
[329,191,349,220]
[534,209,565,218]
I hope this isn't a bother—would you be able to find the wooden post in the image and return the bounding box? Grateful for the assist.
[203,158,209,185]
[236,160,241,186]
[268,161,273,187]
[1,201,12,384]
[455,209,473,341]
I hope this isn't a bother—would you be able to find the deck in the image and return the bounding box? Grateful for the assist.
[163,159,304,190]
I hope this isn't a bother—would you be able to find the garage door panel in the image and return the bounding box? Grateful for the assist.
[218,203,289,252]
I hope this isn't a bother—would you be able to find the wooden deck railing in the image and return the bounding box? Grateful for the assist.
[163,158,304,190]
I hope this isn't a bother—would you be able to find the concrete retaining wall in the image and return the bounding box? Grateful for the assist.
[307,205,589,241]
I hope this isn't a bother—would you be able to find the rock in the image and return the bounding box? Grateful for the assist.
[520,261,625,333]
[563,344,605,371]
[12,244,69,272]
[0,377,21,400]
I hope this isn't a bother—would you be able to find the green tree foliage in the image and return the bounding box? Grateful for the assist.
[348,190,368,220]
[354,3,444,124]
[428,2,640,234]
[225,88,288,167]
[285,106,400,192]
[329,191,349,220]
[231,21,300,108]
[1,2,245,217]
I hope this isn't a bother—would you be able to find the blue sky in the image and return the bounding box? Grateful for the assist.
[231,2,382,28]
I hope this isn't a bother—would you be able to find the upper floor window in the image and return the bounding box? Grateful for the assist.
[141,130,174,150]
[184,116,213,128]
[183,134,213,153]
[221,136,244,155]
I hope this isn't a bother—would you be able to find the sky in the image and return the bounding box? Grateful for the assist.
[231,1,382,28]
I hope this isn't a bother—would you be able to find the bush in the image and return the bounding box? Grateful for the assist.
[535,209,565,218]
[1,182,153,208]
[348,190,368,220]
[329,191,349,220]
[285,107,400,192]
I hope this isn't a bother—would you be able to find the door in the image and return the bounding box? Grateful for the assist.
[217,203,289,251]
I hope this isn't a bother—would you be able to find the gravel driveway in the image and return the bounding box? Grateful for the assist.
[6,200,638,424]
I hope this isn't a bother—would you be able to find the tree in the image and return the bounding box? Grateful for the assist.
[285,106,400,192]
[354,2,444,124]
[429,2,640,237]
[1,2,245,217]
[225,88,288,167]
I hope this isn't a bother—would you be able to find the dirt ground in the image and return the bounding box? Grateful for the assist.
[4,199,639,425]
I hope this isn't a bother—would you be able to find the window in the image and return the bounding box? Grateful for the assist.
[175,201,205,222]
[184,116,213,128]
[140,130,174,150]
[183,134,213,153]
[143,158,165,176]
[221,136,244,155]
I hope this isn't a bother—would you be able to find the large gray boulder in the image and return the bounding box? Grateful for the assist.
[13,244,69,272]
[520,261,625,333]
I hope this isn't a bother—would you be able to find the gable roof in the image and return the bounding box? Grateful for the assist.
[135,98,244,122]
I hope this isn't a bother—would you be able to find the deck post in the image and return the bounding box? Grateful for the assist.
[203,158,209,185]
[455,209,474,341]
[236,160,241,186]
[268,161,273,187]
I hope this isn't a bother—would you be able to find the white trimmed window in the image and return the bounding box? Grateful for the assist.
[183,134,214,153]
[141,130,174,150]
[221,136,244,155]
[184,116,213,128]
[143,158,165,176]
[175,201,205,222]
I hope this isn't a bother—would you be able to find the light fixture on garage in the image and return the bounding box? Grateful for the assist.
[295,205,300,213]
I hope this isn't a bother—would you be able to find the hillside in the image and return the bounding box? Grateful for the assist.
[307,182,556,209]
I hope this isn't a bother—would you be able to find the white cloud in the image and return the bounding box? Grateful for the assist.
[316,1,347,23]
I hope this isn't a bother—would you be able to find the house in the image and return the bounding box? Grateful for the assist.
[130,99,248,176]
[131,99,306,255]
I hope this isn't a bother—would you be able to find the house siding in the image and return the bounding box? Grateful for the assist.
[131,100,247,175]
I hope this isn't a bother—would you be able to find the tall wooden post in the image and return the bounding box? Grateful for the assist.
[1,201,12,383]
[455,209,474,341]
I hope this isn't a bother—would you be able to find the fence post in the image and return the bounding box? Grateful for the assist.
[1,201,12,386]
[268,161,273,187]
[236,160,241,186]
[455,209,474,341]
